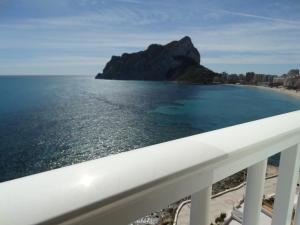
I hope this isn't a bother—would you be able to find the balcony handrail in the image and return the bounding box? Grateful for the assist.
[1,110,300,225]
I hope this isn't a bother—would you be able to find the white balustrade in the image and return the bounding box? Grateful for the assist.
[1,110,300,225]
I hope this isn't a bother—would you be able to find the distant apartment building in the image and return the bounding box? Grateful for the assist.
[273,77,285,86]
[284,69,300,89]
[254,74,264,82]
[227,74,239,83]
[245,72,255,83]
[287,69,300,77]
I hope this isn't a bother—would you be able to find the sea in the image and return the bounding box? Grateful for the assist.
[1,75,300,183]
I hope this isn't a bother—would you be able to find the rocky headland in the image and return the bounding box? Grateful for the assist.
[95,36,217,84]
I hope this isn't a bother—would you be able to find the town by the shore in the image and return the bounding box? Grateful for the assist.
[219,68,300,98]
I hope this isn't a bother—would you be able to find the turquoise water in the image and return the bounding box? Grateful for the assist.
[1,76,300,182]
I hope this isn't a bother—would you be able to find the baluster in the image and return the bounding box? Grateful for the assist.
[271,144,300,225]
[243,159,267,225]
[190,186,212,225]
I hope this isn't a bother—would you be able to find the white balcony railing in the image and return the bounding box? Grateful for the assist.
[1,110,300,225]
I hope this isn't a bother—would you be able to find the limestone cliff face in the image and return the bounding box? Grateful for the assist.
[95,36,216,83]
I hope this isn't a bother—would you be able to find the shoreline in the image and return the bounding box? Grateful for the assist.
[238,84,300,101]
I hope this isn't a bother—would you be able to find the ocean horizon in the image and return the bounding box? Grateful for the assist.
[1,75,300,183]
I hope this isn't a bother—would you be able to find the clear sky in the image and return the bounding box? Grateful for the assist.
[0,0,299,75]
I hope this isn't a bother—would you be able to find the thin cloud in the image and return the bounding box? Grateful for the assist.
[204,54,300,64]
[114,0,142,4]
[211,8,300,26]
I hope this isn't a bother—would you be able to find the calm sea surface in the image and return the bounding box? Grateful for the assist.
[1,76,300,182]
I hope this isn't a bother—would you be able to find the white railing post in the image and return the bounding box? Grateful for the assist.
[243,159,267,225]
[190,186,212,225]
[271,144,300,225]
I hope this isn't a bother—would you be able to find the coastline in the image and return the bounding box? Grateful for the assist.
[239,84,300,100]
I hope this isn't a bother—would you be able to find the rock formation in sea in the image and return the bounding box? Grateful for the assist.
[95,36,217,84]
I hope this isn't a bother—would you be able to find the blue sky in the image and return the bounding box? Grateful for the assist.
[0,0,299,75]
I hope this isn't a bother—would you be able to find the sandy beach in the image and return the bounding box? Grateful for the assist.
[242,85,300,100]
